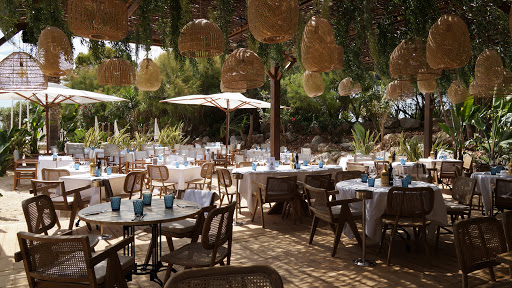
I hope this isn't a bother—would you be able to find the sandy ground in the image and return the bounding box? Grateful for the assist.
[0,171,33,223]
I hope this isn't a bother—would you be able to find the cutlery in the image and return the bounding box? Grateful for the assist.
[82,208,110,216]
[176,204,200,209]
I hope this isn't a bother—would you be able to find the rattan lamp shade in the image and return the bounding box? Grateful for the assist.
[178,19,225,58]
[220,80,246,93]
[426,14,471,70]
[68,0,128,41]
[447,80,469,104]
[338,77,362,96]
[389,39,425,81]
[475,49,504,85]
[135,58,161,91]
[301,16,336,72]
[469,81,495,98]
[0,52,47,91]
[37,26,73,77]
[495,69,512,97]
[97,58,135,86]
[418,79,437,94]
[248,0,299,44]
[385,80,414,101]
[331,45,344,71]
[303,71,324,97]
[221,48,265,90]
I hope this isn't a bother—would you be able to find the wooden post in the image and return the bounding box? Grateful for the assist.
[424,93,432,158]
[268,64,282,160]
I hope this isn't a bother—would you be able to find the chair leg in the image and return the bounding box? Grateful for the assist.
[347,218,363,249]
[435,226,441,249]
[489,267,496,282]
[332,224,343,257]
[309,216,319,244]
[260,199,265,229]
[166,236,175,251]
[420,226,430,261]
[387,223,399,265]
[379,224,388,253]
[219,194,225,207]
[144,237,155,265]
[164,265,173,283]
[251,197,259,222]
[68,208,78,231]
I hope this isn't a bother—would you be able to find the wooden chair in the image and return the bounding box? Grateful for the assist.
[236,161,253,168]
[217,167,236,206]
[164,265,284,288]
[125,152,147,173]
[493,178,512,215]
[379,187,435,265]
[304,184,362,257]
[17,231,135,288]
[374,160,389,178]
[161,202,236,283]
[438,161,463,189]
[185,162,214,190]
[462,154,473,177]
[252,176,299,229]
[304,173,334,190]
[335,170,363,183]
[14,150,38,190]
[41,168,70,181]
[497,211,512,252]
[31,180,91,231]
[346,162,365,172]
[453,217,512,288]
[147,165,176,198]
[117,171,146,199]
[104,143,125,173]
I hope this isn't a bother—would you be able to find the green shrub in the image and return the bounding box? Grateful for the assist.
[159,122,188,148]
[107,127,131,149]
[398,133,422,162]
[351,123,379,155]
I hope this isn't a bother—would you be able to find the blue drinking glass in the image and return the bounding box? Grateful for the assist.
[361,173,368,183]
[319,161,324,168]
[175,162,180,168]
[497,166,503,173]
[252,163,257,171]
[106,167,112,175]
[296,163,301,169]
[401,178,409,187]
[133,200,144,216]
[142,193,152,206]
[303,160,308,166]
[491,167,497,175]
[275,161,279,168]
[407,175,412,185]
[94,168,101,177]
[74,163,80,170]
[158,154,163,160]
[110,196,121,211]
[368,178,375,187]
[164,194,175,208]
[400,158,406,165]
[184,161,188,167]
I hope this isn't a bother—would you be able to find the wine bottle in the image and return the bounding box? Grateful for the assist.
[381,164,389,187]
[290,153,295,169]
[388,162,394,186]
[295,153,299,169]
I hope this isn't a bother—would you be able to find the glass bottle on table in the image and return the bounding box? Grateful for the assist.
[290,153,295,169]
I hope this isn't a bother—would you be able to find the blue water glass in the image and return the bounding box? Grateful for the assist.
[368,178,375,187]
[296,163,301,169]
[319,161,324,168]
[126,148,130,153]
[184,160,188,167]
[94,168,101,177]
[158,154,163,160]
[164,194,175,208]
[361,173,368,183]
[110,196,121,211]
[491,167,497,175]
[106,167,112,175]
[175,162,180,168]
[275,161,279,168]
[252,163,257,171]
[303,160,308,166]
[401,178,409,187]
[74,163,80,170]
[497,166,503,173]
[142,193,152,206]
[91,147,95,150]
[400,158,406,165]
[133,200,144,216]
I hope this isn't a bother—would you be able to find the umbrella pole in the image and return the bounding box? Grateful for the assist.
[45,106,50,154]
[226,100,230,153]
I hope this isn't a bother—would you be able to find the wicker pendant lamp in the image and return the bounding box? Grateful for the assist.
[135,58,161,91]
[469,81,495,98]
[475,49,504,85]
[418,79,437,94]
[303,71,324,97]
[331,45,344,71]
[495,69,512,97]
[68,0,128,41]
[37,26,73,77]
[338,77,362,96]
[389,38,426,81]
[248,0,299,44]
[426,14,471,70]
[0,52,47,91]
[97,58,135,86]
[220,80,246,93]
[385,80,414,101]
[447,80,469,104]
[221,48,265,90]
[178,19,225,58]
[301,16,337,72]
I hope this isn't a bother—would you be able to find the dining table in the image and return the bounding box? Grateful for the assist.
[163,164,202,190]
[60,172,127,205]
[37,155,74,179]
[471,171,512,215]
[418,158,463,169]
[78,199,201,286]
[336,178,448,242]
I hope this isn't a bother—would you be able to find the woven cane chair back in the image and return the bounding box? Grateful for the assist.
[335,170,362,182]
[201,162,214,179]
[201,202,236,250]
[304,184,332,220]
[31,180,68,206]
[124,171,145,199]
[236,161,252,168]
[147,165,169,182]
[41,168,70,181]
[495,178,512,211]
[22,195,58,235]
[451,176,476,206]
[304,173,332,190]
[264,176,297,203]
[386,187,435,218]
[217,168,232,188]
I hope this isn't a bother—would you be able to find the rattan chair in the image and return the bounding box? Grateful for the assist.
[41,168,70,181]
[304,173,334,190]
[217,167,236,206]
[147,165,176,198]
[493,178,512,214]
[161,202,236,283]
[453,217,512,288]
[236,161,253,168]
[164,265,283,288]
[462,154,473,177]
[379,186,435,265]
[125,152,147,173]
[104,143,124,173]
[117,171,145,199]
[497,211,512,252]
[14,150,38,190]
[252,176,299,229]
[438,161,463,188]
[185,162,214,190]
[17,232,135,288]
[335,170,362,182]
[31,180,91,231]
[374,160,389,178]
[346,162,366,172]
[304,184,362,257]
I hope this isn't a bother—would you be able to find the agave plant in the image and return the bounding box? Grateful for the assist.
[134,131,152,151]
[83,128,105,148]
[159,122,189,148]
[398,133,422,162]
[351,123,379,155]
[107,127,131,149]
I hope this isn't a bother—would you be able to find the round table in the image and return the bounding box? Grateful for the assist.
[78,199,201,286]
[471,172,512,215]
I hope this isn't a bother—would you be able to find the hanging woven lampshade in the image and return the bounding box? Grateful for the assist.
[178,19,225,58]
[475,49,504,85]
[248,0,298,44]
[221,48,265,90]
[469,81,496,98]
[389,38,426,81]
[303,71,324,97]
[426,14,471,70]
[301,16,337,72]
[447,80,469,104]
[68,0,128,41]
[135,58,161,91]
[0,52,47,91]
[37,26,73,77]
[338,77,362,96]
[331,45,344,71]
[220,80,246,93]
[495,69,512,97]
[417,79,437,94]
[97,58,135,86]
[385,80,414,101]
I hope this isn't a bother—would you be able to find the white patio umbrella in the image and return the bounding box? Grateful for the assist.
[114,120,119,135]
[0,83,128,153]
[154,118,160,140]
[94,116,99,134]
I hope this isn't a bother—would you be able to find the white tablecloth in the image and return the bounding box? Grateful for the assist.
[232,165,344,213]
[418,158,462,169]
[60,173,126,205]
[164,165,202,190]
[471,172,512,215]
[336,179,447,242]
[37,156,74,179]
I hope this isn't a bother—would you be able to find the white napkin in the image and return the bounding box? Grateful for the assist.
[183,189,214,207]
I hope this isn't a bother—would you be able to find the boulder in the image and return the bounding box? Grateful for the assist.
[265,132,271,140]
[202,136,212,144]
[400,118,421,130]
[311,125,322,135]
[311,135,324,145]
[260,122,270,134]
[336,122,351,134]
[230,135,241,144]
[318,143,328,152]
[383,133,401,147]
[340,142,354,151]
[385,117,400,129]
[193,138,202,145]
[310,143,318,152]
[285,131,297,143]
[361,121,375,131]
[253,134,264,144]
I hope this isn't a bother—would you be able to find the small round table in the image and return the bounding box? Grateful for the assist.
[78,199,201,286]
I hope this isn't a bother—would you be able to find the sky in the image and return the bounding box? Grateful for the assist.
[0,31,164,108]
